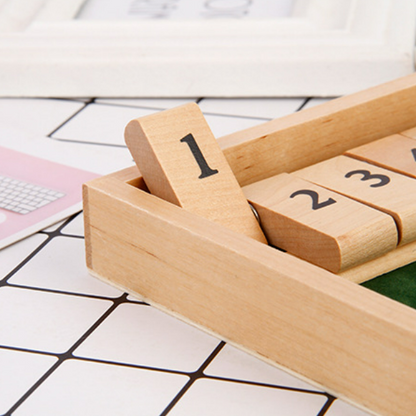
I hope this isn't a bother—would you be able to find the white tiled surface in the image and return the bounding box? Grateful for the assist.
[0,96,373,416]
[325,400,374,416]
[52,103,157,146]
[168,378,328,416]
[302,97,335,110]
[0,234,47,278]
[74,303,221,371]
[14,359,189,416]
[0,125,133,175]
[8,237,121,297]
[0,349,57,414]
[0,287,112,353]
[96,97,196,109]
[60,212,84,236]
[0,99,84,137]
[204,344,320,392]
[198,97,305,119]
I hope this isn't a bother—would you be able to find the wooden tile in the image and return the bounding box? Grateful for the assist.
[401,126,416,139]
[124,103,267,243]
[243,173,397,273]
[345,134,416,179]
[294,156,416,245]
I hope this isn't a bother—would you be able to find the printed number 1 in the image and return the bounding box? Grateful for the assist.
[180,133,219,179]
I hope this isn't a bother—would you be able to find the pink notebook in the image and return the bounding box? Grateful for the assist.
[0,147,99,249]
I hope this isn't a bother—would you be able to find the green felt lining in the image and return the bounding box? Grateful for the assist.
[361,262,416,310]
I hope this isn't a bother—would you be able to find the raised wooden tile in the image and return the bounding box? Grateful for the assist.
[294,156,416,245]
[243,173,397,273]
[345,134,416,179]
[124,103,267,243]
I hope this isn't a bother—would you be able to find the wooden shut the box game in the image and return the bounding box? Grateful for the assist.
[83,74,416,416]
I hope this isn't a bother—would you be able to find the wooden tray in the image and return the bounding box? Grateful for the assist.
[83,74,416,416]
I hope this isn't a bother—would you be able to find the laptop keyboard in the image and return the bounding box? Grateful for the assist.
[0,174,65,214]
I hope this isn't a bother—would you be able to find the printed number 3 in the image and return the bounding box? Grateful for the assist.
[180,133,219,179]
[344,169,390,187]
[290,189,337,210]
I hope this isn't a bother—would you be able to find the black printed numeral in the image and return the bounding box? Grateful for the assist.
[290,189,337,210]
[412,148,416,162]
[180,133,219,179]
[344,169,390,187]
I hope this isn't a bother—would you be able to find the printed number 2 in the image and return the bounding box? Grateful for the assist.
[290,189,337,210]
[180,133,219,179]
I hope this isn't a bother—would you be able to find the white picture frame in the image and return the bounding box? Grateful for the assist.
[0,0,415,97]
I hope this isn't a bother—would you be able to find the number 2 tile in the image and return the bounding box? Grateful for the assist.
[294,156,416,245]
[243,173,397,273]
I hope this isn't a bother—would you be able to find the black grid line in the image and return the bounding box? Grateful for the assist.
[2,215,146,303]
[0,214,332,415]
[93,99,198,112]
[0,342,327,397]
[159,338,332,416]
[3,293,129,416]
[0,214,78,287]
[159,341,226,416]
[296,97,312,112]
[46,98,96,138]
[48,137,128,149]
[0,94,372,416]
[93,99,275,121]
[317,395,337,415]
[49,99,281,146]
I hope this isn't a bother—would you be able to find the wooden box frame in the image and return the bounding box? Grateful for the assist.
[83,74,416,416]
[0,0,415,97]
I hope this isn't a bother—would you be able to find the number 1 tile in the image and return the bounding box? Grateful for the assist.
[125,103,266,243]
